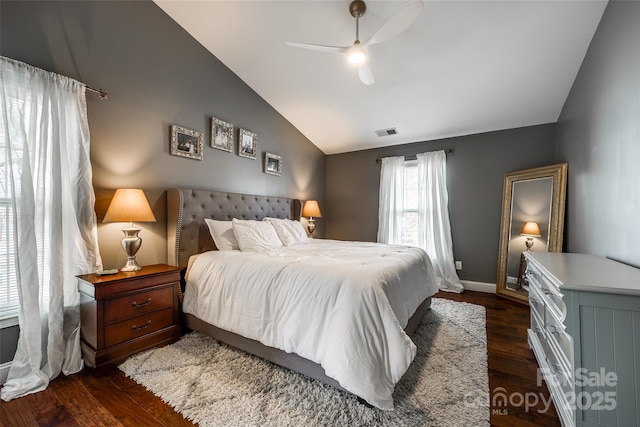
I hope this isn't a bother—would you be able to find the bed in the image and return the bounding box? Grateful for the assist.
[166,187,438,409]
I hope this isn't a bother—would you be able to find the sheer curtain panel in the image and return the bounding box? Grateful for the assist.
[417,151,463,292]
[377,156,405,244]
[377,151,463,293]
[0,57,101,401]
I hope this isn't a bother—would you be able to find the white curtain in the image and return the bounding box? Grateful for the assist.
[417,151,463,293]
[377,156,405,244]
[0,57,101,401]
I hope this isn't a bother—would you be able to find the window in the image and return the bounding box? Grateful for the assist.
[0,92,48,324]
[0,100,19,322]
[401,161,419,247]
[378,151,463,293]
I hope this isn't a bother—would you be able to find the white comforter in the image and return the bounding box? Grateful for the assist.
[183,239,437,409]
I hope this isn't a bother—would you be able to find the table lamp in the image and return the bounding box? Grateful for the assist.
[521,221,541,251]
[302,200,322,235]
[103,188,156,271]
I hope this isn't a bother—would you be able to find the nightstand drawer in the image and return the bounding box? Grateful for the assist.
[104,307,174,347]
[104,286,174,324]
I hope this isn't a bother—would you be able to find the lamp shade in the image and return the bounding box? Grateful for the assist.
[302,200,322,218]
[520,221,541,237]
[103,188,156,223]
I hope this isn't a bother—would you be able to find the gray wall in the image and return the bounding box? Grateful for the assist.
[0,0,325,268]
[0,1,324,364]
[0,326,18,366]
[326,124,557,283]
[556,0,640,268]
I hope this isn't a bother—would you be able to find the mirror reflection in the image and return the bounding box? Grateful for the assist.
[496,164,567,304]
[507,177,552,292]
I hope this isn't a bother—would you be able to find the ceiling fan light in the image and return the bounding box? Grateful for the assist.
[348,49,367,64]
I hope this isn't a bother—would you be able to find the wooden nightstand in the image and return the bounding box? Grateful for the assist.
[77,264,182,373]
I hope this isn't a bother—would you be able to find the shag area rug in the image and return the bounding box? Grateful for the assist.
[120,298,488,426]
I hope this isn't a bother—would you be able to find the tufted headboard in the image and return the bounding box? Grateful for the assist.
[167,188,302,267]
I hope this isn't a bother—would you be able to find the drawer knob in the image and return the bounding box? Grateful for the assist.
[545,323,559,335]
[132,297,152,308]
[542,289,551,295]
[131,320,152,331]
[547,361,564,376]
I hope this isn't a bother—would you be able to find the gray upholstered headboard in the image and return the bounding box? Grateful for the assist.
[167,188,302,267]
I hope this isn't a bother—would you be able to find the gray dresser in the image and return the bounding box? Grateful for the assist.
[524,252,640,427]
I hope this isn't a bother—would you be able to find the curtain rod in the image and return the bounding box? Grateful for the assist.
[375,148,453,164]
[86,85,108,100]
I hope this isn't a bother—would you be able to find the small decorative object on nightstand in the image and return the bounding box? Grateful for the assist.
[302,200,322,235]
[77,264,182,373]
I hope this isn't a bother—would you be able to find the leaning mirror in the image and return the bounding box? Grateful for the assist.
[496,164,568,304]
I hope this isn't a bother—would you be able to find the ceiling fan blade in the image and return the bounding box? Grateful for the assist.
[366,0,424,46]
[286,41,349,55]
[357,64,375,85]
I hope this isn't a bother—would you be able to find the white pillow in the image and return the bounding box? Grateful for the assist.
[263,217,309,246]
[232,219,283,252]
[204,219,239,251]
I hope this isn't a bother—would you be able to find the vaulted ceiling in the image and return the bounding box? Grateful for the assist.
[154,0,608,154]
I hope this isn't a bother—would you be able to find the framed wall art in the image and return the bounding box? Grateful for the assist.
[210,116,233,153]
[238,128,257,159]
[264,152,282,176]
[170,125,203,160]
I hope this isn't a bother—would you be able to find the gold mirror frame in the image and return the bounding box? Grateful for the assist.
[496,163,568,304]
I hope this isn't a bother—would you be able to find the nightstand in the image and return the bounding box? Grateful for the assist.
[77,264,182,373]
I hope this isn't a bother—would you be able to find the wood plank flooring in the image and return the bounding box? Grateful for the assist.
[0,291,560,426]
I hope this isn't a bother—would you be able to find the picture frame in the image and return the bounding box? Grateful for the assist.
[210,117,234,153]
[170,125,203,160]
[264,152,282,176]
[238,128,257,159]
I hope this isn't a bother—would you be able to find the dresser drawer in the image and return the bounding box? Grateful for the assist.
[104,286,174,324]
[545,334,574,399]
[526,264,566,321]
[529,302,546,353]
[529,282,546,322]
[104,307,174,347]
[544,303,573,366]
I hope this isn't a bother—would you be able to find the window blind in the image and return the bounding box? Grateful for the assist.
[402,161,419,247]
[0,98,19,320]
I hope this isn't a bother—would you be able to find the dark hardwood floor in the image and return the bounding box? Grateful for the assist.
[0,291,560,426]
[438,291,560,427]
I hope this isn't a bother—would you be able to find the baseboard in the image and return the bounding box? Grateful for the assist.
[0,361,10,385]
[461,280,496,293]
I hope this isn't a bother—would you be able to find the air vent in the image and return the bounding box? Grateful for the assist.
[375,128,398,137]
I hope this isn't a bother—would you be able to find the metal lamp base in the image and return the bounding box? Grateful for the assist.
[307,218,316,235]
[525,237,534,251]
[120,226,143,271]
[120,256,142,272]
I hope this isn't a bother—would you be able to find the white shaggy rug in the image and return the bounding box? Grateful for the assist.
[120,298,488,426]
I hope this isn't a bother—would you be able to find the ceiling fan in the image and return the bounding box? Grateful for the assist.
[286,0,424,85]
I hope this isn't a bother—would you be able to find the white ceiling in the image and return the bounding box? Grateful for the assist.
[154,0,608,155]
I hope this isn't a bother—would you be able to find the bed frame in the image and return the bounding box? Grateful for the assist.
[166,187,432,392]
